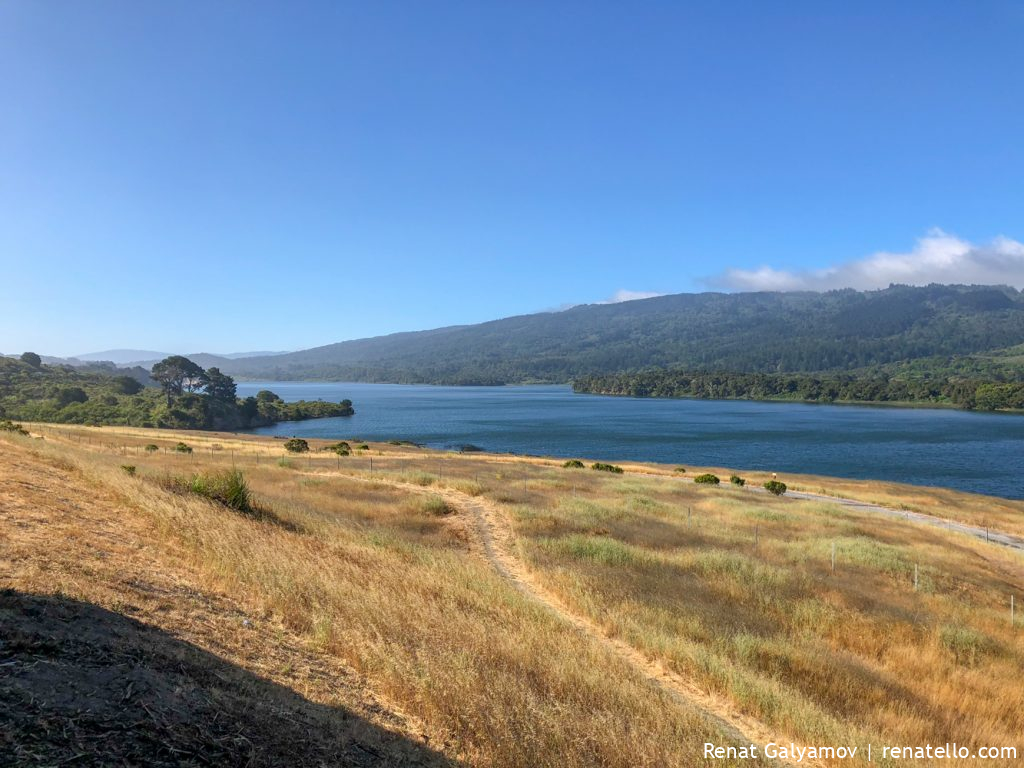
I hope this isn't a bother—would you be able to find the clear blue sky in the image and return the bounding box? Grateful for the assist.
[2,1,1022,357]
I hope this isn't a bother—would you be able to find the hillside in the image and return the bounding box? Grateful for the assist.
[215,284,1024,384]
[3,424,1023,766]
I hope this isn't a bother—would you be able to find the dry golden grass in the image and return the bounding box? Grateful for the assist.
[7,425,755,768]
[9,422,1024,766]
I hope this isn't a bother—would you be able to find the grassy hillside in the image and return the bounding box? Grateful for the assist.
[4,423,1022,765]
[218,284,1024,384]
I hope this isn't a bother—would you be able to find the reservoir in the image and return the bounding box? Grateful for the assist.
[238,382,1024,499]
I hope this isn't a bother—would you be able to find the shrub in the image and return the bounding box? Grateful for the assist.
[144,444,159,453]
[940,624,993,667]
[591,462,624,474]
[694,473,720,485]
[284,438,309,454]
[422,495,455,516]
[0,420,29,436]
[160,469,259,515]
[174,442,192,454]
[673,466,687,473]
[20,351,41,368]
[112,375,143,395]
[730,475,746,487]
[327,441,350,456]
[55,387,88,407]
[120,465,137,476]
[357,443,369,450]
[563,459,585,469]
[763,480,787,496]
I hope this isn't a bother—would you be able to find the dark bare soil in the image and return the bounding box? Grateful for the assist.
[0,589,454,767]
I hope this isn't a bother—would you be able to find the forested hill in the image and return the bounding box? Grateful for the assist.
[218,285,1024,384]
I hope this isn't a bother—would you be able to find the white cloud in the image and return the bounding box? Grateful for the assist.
[598,289,666,304]
[715,230,1024,292]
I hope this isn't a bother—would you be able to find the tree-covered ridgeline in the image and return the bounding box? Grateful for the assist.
[217,284,1024,384]
[0,355,353,429]
[571,370,1024,411]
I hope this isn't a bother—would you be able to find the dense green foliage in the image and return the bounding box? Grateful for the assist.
[572,368,1024,411]
[730,475,746,486]
[216,285,1024,384]
[284,438,310,453]
[694,474,721,485]
[764,480,788,496]
[0,356,354,429]
[563,459,585,469]
[591,462,624,473]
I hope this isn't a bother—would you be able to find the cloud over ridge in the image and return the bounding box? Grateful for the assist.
[716,230,1024,292]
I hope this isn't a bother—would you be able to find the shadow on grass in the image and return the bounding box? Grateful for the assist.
[0,589,459,767]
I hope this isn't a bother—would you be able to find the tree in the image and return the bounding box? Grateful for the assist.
[284,438,309,453]
[151,356,208,404]
[256,389,281,403]
[239,396,259,423]
[205,367,237,403]
[56,387,88,407]
[20,352,41,368]
[763,480,787,496]
[111,375,144,395]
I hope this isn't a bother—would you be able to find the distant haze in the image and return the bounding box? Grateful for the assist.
[69,350,290,367]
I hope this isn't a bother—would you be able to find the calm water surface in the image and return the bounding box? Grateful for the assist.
[238,383,1024,499]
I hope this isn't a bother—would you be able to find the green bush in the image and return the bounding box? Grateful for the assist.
[591,462,624,474]
[563,459,585,469]
[56,387,88,407]
[763,480,787,496]
[144,444,159,453]
[694,473,720,485]
[0,420,29,435]
[939,624,993,667]
[730,475,746,486]
[357,443,369,450]
[165,469,255,515]
[284,438,309,453]
[174,442,192,454]
[673,466,687,473]
[157,469,294,529]
[327,441,350,456]
[422,495,455,516]
[120,464,137,476]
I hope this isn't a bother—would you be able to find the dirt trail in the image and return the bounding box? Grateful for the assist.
[331,470,814,767]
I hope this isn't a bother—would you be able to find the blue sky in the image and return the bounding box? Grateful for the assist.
[2,1,1022,357]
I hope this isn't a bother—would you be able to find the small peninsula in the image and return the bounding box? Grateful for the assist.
[0,354,353,430]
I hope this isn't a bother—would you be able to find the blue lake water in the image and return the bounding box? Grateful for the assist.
[237,382,1024,499]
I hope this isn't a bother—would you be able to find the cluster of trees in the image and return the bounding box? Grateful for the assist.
[572,370,1024,411]
[0,354,354,429]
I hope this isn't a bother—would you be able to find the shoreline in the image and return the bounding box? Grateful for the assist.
[21,421,1024,511]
